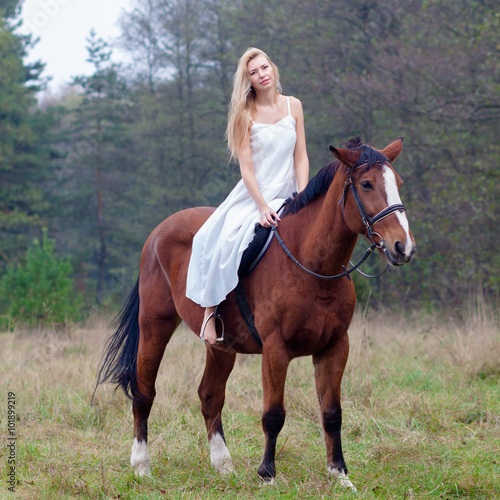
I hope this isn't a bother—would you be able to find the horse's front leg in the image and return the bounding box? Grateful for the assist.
[313,332,356,492]
[258,346,290,482]
[198,347,236,474]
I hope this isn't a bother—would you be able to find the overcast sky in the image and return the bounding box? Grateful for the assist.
[18,0,134,93]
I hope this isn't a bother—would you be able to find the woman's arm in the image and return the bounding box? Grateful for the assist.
[291,97,309,192]
[238,124,281,227]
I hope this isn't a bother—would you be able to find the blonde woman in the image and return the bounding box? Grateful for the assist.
[186,47,309,344]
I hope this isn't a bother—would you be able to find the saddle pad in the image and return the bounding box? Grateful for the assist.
[238,224,274,278]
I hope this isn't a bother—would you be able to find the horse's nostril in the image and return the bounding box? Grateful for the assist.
[395,241,405,257]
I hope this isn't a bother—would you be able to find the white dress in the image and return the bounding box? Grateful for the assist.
[186,97,298,307]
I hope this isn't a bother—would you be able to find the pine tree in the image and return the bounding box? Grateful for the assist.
[0,229,82,328]
[53,30,135,304]
[0,3,51,274]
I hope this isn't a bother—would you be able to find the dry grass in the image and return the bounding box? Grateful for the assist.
[0,295,499,499]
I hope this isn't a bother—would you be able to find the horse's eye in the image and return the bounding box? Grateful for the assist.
[361,181,373,190]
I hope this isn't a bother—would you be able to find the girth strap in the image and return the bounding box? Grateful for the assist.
[234,281,263,349]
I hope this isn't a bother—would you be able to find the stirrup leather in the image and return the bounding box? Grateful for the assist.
[199,311,225,344]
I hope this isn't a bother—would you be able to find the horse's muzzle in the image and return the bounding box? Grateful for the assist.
[382,239,416,267]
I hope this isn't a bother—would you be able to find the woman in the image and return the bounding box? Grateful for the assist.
[186,47,309,344]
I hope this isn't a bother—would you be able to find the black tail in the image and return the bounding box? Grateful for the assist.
[95,278,141,400]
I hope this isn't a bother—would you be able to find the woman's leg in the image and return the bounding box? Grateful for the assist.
[200,306,218,344]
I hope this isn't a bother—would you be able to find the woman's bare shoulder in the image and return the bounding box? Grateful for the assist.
[283,95,304,118]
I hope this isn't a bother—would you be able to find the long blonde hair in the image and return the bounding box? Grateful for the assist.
[225,48,282,161]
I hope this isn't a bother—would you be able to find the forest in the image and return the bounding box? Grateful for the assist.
[0,0,498,320]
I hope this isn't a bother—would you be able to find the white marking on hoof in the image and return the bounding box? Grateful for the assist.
[131,438,151,477]
[328,465,357,492]
[259,476,276,486]
[209,433,234,474]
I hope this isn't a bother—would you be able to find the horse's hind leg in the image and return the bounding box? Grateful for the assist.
[313,332,356,492]
[131,305,180,476]
[198,347,237,474]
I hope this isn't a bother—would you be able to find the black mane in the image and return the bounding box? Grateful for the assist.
[282,161,340,216]
[282,137,388,216]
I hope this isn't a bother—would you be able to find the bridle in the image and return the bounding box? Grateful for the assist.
[339,163,406,246]
[271,162,406,281]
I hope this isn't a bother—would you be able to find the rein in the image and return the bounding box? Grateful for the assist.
[271,227,378,281]
[272,166,406,281]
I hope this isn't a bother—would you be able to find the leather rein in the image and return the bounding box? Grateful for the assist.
[271,164,406,281]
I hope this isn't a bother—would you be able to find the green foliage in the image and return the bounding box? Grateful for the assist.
[0,0,20,19]
[0,229,83,327]
[53,30,140,304]
[0,10,51,275]
[2,0,498,309]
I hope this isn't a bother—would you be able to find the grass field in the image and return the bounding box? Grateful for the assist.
[1,296,499,499]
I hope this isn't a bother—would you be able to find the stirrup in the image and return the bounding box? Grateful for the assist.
[199,311,225,344]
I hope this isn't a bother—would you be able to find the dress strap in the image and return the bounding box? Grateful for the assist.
[286,96,291,116]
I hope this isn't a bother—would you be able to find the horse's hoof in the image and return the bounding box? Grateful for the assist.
[339,476,357,492]
[133,463,151,477]
[259,476,276,486]
[211,453,234,475]
[210,433,234,474]
[328,466,357,492]
[131,439,151,477]
[214,461,234,475]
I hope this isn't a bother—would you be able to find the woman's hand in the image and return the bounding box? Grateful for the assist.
[259,205,281,227]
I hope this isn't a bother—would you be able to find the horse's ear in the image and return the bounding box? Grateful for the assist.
[380,137,404,162]
[329,146,358,167]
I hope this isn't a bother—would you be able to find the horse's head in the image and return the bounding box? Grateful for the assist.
[329,137,416,266]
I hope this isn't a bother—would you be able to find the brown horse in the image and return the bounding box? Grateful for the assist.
[98,137,416,491]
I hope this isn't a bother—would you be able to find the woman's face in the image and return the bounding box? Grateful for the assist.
[247,55,275,91]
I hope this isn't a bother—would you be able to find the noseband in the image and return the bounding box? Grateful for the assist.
[272,163,406,281]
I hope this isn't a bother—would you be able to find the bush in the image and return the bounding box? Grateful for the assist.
[0,229,83,328]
